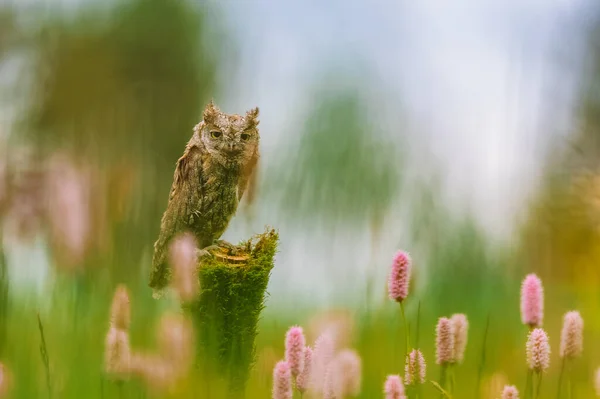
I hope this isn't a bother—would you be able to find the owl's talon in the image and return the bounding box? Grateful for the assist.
[214,240,243,255]
[195,246,218,262]
[215,239,233,248]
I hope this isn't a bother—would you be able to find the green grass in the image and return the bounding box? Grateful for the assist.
[2,269,597,398]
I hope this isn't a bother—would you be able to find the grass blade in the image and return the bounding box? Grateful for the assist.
[37,312,52,399]
[475,312,490,399]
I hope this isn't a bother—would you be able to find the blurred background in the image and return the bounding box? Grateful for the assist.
[1,0,600,397]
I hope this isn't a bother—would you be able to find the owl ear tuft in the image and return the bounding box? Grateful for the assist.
[203,100,219,124]
[245,107,260,128]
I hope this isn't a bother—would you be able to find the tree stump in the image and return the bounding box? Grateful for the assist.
[184,227,278,396]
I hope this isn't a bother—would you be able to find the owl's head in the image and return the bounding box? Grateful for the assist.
[196,101,260,168]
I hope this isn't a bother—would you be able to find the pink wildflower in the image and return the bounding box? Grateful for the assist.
[323,364,340,399]
[284,326,306,378]
[46,154,91,267]
[109,285,131,330]
[130,353,174,393]
[272,360,292,399]
[526,328,550,373]
[501,385,519,399]
[384,375,406,399]
[310,333,335,392]
[129,314,194,392]
[0,362,11,397]
[157,313,194,375]
[334,349,362,396]
[595,367,600,396]
[388,250,412,302]
[104,327,131,379]
[4,150,45,242]
[169,233,199,302]
[520,274,544,327]
[435,317,454,365]
[559,311,583,359]
[404,349,426,385]
[296,346,312,394]
[450,313,468,363]
[307,309,354,351]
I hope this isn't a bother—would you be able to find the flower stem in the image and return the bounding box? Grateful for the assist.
[567,360,573,399]
[37,312,52,399]
[439,365,448,398]
[556,357,565,399]
[525,369,533,399]
[535,373,543,399]
[415,300,421,350]
[475,313,490,399]
[449,364,455,394]
[431,379,452,399]
[400,302,409,357]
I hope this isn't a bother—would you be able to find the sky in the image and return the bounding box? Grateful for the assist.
[218,0,595,305]
[0,0,596,305]
[222,0,591,239]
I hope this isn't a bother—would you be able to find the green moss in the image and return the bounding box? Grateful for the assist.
[184,227,278,395]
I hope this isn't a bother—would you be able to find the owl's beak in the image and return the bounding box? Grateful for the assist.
[224,143,241,157]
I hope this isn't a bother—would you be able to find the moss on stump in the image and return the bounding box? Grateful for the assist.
[184,227,278,395]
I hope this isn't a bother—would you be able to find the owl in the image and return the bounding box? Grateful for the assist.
[149,101,260,292]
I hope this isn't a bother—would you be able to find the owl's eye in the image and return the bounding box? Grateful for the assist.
[210,130,222,138]
[240,133,250,141]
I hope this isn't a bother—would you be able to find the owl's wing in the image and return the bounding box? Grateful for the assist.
[170,145,203,200]
[166,144,205,230]
[237,151,259,204]
[149,144,204,290]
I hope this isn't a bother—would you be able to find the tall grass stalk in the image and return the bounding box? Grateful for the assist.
[525,320,535,399]
[400,302,409,358]
[0,230,7,359]
[449,364,456,394]
[567,362,573,399]
[431,380,452,399]
[475,313,490,399]
[535,373,543,399]
[116,381,124,399]
[37,312,52,399]
[439,365,448,398]
[557,357,566,399]
[415,301,422,399]
[525,370,533,399]
[415,300,421,349]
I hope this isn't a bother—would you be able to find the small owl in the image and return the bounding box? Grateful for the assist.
[149,101,260,292]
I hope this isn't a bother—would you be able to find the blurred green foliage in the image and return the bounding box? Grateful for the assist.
[517,8,600,320]
[269,76,402,231]
[19,0,225,285]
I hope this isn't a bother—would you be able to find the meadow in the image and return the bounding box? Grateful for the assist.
[1,234,599,399]
[2,1,600,398]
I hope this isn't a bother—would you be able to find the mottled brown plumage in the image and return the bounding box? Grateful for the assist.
[149,101,260,292]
